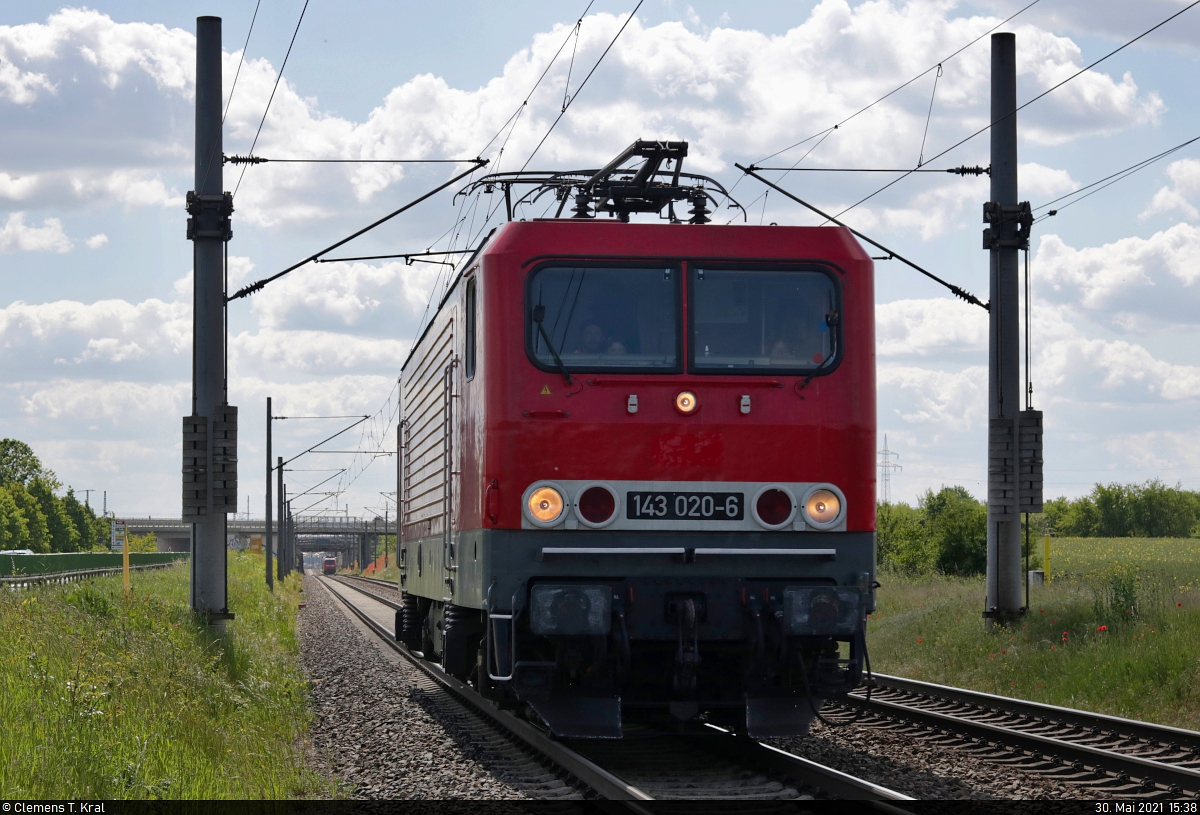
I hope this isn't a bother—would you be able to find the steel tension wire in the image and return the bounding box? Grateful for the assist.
[735,164,989,311]
[227,160,487,302]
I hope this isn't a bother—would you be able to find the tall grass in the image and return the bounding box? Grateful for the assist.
[867,537,1200,729]
[0,551,327,798]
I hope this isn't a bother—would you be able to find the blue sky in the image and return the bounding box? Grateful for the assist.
[2,0,1199,518]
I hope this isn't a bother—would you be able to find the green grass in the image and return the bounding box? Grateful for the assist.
[0,551,328,799]
[868,537,1200,729]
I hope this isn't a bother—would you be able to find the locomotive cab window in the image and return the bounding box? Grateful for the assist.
[689,267,839,374]
[527,265,680,372]
[465,276,477,380]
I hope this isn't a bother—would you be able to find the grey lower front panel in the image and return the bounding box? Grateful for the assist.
[401,528,875,613]
[400,528,875,739]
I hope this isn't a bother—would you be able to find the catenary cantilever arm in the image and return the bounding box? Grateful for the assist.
[735,164,988,311]
[228,160,487,302]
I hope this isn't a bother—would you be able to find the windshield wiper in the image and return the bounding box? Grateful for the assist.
[532,305,572,385]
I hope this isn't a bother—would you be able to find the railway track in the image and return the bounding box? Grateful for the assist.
[317,574,913,805]
[325,571,1200,800]
[824,673,1200,798]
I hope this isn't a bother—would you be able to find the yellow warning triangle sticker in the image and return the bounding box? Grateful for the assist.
[540,385,552,395]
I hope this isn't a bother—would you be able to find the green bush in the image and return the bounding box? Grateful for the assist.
[1038,479,1199,538]
[877,501,936,574]
[923,486,988,576]
[878,486,989,576]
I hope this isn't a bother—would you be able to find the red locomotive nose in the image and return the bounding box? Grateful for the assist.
[577,486,616,524]
[755,489,793,526]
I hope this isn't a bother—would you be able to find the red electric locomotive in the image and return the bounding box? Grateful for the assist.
[396,141,876,738]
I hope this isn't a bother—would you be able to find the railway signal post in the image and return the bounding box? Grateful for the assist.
[184,16,236,630]
[984,33,1034,623]
[277,457,285,582]
[265,397,273,590]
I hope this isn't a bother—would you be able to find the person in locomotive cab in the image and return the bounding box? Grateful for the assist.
[769,338,794,359]
[575,322,628,356]
[576,323,607,355]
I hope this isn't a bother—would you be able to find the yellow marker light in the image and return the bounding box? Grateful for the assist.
[528,486,565,524]
[804,489,841,526]
[674,391,699,414]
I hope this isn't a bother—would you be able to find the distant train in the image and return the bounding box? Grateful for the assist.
[323,556,338,576]
[395,141,876,738]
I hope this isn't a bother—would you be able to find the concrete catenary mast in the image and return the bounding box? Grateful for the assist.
[184,16,238,630]
[984,32,1040,623]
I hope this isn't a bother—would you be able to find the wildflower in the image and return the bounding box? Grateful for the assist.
[1098,625,1107,632]
[1011,681,1016,686]
[1037,683,1043,688]
[1002,649,1007,654]
[1039,609,1044,613]
[917,636,923,643]
[1051,645,1056,650]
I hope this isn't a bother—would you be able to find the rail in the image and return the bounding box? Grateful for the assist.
[832,672,1200,797]
[322,574,913,804]
[320,575,651,801]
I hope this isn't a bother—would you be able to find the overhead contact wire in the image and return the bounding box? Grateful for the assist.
[825,0,1200,224]
[520,0,645,173]
[233,0,311,198]
[199,0,262,193]
[1034,135,1200,218]
[753,0,1044,165]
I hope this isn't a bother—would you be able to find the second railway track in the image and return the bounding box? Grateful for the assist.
[821,673,1200,798]
[318,573,913,805]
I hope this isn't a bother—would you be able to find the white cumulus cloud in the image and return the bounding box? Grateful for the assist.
[0,212,71,252]
[1140,158,1200,221]
[1034,224,1200,329]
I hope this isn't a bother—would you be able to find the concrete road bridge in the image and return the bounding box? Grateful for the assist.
[125,517,395,568]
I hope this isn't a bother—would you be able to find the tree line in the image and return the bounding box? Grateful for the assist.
[0,439,109,553]
[878,479,1200,576]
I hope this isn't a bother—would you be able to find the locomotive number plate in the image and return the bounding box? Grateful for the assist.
[627,491,744,521]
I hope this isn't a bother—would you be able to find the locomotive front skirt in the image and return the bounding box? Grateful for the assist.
[396,215,877,739]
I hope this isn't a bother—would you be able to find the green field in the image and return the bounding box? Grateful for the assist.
[0,551,326,798]
[868,537,1200,729]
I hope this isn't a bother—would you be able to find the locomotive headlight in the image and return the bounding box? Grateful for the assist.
[674,391,699,414]
[525,484,566,526]
[801,485,845,529]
